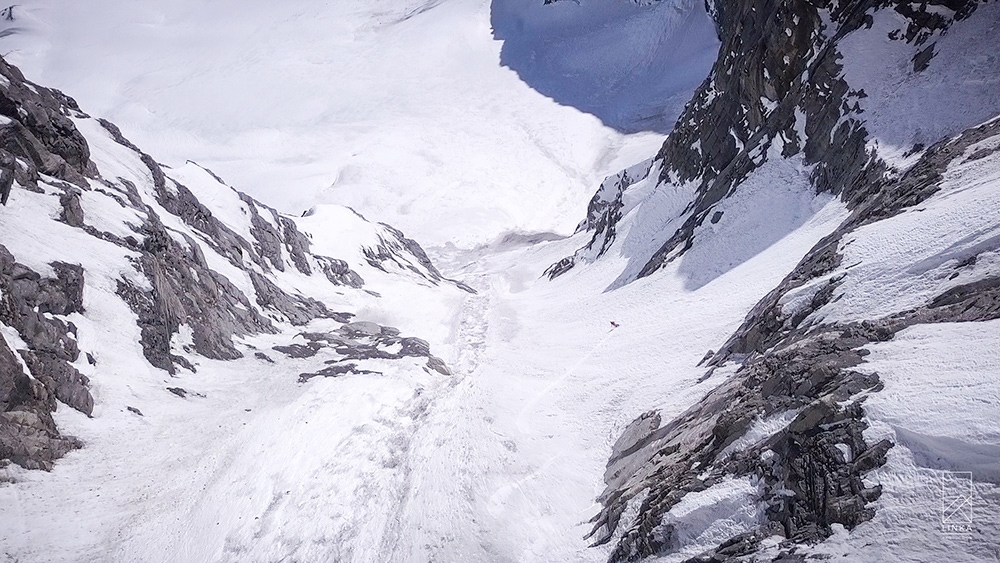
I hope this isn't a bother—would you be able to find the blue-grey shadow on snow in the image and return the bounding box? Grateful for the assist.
[490,0,720,134]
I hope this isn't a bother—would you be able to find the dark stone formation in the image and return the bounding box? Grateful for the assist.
[0,57,97,190]
[681,532,766,563]
[272,342,323,359]
[279,215,314,276]
[298,363,380,382]
[631,0,981,280]
[710,116,1000,367]
[166,387,187,398]
[115,214,277,373]
[0,247,87,373]
[353,219,475,293]
[59,190,85,227]
[426,356,452,376]
[543,257,575,280]
[254,351,275,363]
[550,0,984,284]
[127,406,143,416]
[373,223,447,281]
[156,177,269,273]
[912,43,936,72]
[275,322,452,381]
[596,115,1000,562]
[18,351,93,416]
[547,161,655,278]
[238,191,287,272]
[0,246,88,470]
[249,270,330,326]
[0,149,14,205]
[316,256,365,288]
[591,319,892,561]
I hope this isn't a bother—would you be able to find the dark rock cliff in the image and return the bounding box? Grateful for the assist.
[550,0,987,282]
[0,247,89,470]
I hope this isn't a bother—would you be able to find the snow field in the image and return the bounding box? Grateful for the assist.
[0,0,687,247]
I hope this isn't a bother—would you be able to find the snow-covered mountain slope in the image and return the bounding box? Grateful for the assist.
[0,0,998,562]
[0,0,710,247]
[541,0,1000,560]
[587,114,1000,563]
[0,54,484,560]
[553,0,1000,287]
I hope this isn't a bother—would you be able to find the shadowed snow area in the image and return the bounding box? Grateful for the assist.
[0,0,713,247]
[492,0,720,134]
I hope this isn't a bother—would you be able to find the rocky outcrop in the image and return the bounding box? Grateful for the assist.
[0,57,96,190]
[0,246,90,470]
[546,159,655,278]
[0,54,454,472]
[592,115,1000,561]
[86,120,376,373]
[575,0,998,559]
[710,115,1000,367]
[269,321,452,382]
[361,220,475,293]
[550,0,985,281]
[116,218,277,372]
[593,274,1000,561]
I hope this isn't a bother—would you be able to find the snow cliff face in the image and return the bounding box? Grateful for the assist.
[0,57,462,472]
[556,0,1000,560]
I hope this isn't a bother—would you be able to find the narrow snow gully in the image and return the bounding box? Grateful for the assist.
[381,249,613,563]
[371,201,844,562]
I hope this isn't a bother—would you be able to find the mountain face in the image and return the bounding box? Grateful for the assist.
[0,57,464,472]
[554,0,998,285]
[549,0,1000,560]
[0,0,998,561]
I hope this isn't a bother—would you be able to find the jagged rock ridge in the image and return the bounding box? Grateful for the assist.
[542,0,1000,560]
[549,0,990,285]
[592,116,1000,563]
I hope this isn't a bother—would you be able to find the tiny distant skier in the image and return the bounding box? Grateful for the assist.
[609,321,620,329]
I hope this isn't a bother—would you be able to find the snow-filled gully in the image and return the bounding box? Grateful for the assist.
[1,0,999,561]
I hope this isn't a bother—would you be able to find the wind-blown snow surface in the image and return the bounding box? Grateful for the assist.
[839,1,1000,163]
[0,0,711,247]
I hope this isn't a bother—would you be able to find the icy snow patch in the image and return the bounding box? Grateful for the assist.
[657,477,762,561]
[804,321,1000,562]
[818,137,1000,323]
[838,2,1000,163]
